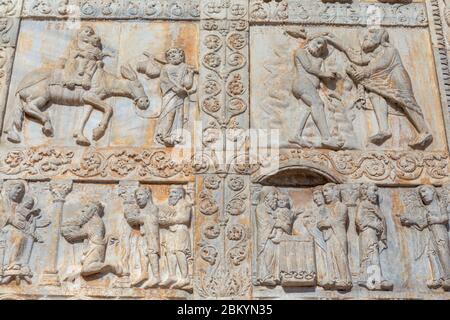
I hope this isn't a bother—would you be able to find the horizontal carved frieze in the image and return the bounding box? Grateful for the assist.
[21,0,200,20]
[250,149,449,184]
[249,0,428,26]
[0,148,213,181]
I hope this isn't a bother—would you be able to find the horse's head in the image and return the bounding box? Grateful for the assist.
[120,64,149,110]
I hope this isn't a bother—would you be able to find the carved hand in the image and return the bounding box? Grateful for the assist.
[321,71,338,80]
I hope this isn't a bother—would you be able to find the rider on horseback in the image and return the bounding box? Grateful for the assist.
[63,26,105,90]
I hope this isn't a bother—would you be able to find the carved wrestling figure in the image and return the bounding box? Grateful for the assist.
[326,28,433,149]
[286,30,342,150]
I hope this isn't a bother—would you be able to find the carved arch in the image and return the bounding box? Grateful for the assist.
[251,159,343,187]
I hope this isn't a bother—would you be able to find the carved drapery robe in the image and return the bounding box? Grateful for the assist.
[319,201,352,287]
[255,190,279,284]
[412,202,450,283]
[155,63,194,146]
[348,45,424,117]
[356,200,388,281]
[160,200,191,256]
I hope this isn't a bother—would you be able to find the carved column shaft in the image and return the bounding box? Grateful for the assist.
[40,180,73,286]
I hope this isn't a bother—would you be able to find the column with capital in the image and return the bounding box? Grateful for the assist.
[40,180,73,286]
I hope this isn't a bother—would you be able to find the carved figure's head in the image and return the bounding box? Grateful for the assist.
[165,47,185,65]
[418,185,436,205]
[306,36,327,57]
[21,195,35,210]
[277,194,291,209]
[135,187,152,208]
[168,186,185,206]
[360,183,379,204]
[264,190,278,211]
[323,183,339,204]
[361,28,389,53]
[8,181,25,203]
[78,26,95,41]
[312,187,325,207]
[81,201,104,224]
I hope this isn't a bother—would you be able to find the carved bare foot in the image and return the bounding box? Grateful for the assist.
[131,273,149,287]
[92,125,106,141]
[368,131,392,145]
[441,279,450,291]
[142,277,160,289]
[321,138,343,150]
[159,276,177,288]
[42,121,54,137]
[380,280,394,291]
[335,281,352,291]
[426,279,441,289]
[6,130,21,143]
[171,277,190,289]
[408,132,433,150]
[289,136,313,148]
[63,271,80,282]
[74,133,91,146]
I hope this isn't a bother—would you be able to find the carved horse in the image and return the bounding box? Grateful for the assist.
[5,64,149,146]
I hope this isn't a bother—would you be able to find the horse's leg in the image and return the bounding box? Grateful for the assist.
[23,96,53,137]
[73,105,93,146]
[83,95,113,141]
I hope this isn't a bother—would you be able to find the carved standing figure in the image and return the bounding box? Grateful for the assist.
[0,181,50,285]
[302,187,329,287]
[356,183,393,290]
[318,183,352,290]
[61,201,122,282]
[159,186,192,289]
[124,187,161,288]
[326,28,432,149]
[5,27,149,146]
[285,29,342,150]
[400,185,450,290]
[255,186,280,285]
[139,47,197,147]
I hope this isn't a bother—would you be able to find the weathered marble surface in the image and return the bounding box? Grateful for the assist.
[0,0,449,300]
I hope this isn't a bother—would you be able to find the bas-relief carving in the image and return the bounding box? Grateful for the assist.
[22,0,200,19]
[400,185,450,291]
[1,20,199,148]
[0,0,449,302]
[252,26,444,152]
[117,182,194,291]
[249,0,428,26]
[0,180,50,285]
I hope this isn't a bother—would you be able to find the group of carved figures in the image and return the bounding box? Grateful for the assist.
[0,181,193,291]
[4,26,197,147]
[285,27,433,150]
[255,183,450,292]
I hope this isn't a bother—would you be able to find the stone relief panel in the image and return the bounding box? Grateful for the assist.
[0,0,448,301]
[251,182,450,299]
[0,180,194,298]
[1,20,199,149]
[250,26,447,153]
